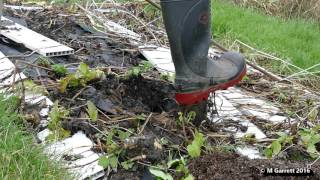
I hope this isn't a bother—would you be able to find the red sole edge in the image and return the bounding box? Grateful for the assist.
[175,65,247,105]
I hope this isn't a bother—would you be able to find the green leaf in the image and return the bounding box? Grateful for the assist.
[300,134,311,145]
[78,62,89,77]
[140,60,154,72]
[310,134,320,145]
[242,75,249,81]
[149,168,173,180]
[109,155,118,169]
[48,101,69,131]
[52,64,68,76]
[187,131,205,158]
[45,128,71,142]
[264,148,273,159]
[167,159,180,169]
[24,80,48,95]
[106,130,114,145]
[271,140,282,156]
[297,128,320,158]
[87,101,98,121]
[264,140,282,159]
[135,114,146,121]
[98,155,118,169]
[276,132,293,145]
[98,156,109,168]
[58,78,69,93]
[117,130,131,140]
[184,174,194,180]
[121,161,134,170]
[307,144,318,157]
[186,111,196,123]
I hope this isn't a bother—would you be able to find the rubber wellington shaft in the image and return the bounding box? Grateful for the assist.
[160,0,246,105]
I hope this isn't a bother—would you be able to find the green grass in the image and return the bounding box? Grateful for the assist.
[0,96,72,180]
[212,0,320,71]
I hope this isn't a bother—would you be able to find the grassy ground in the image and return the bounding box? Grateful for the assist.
[0,96,72,180]
[212,0,320,71]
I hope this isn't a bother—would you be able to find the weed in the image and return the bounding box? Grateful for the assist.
[177,111,196,127]
[149,168,173,180]
[47,101,71,141]
[187,131,205,158]
[241,133,256,144]
[125,60,154,78]
[58,62,105,93]
[52,64,68,77]
[87,101,98,122]
[98,127,134,171]
[264,132,293,159]
[126,66,141,77]
[23,80,48,95]
[167,157,194,180]
[121,160,134,170]
[160,73,175,82]
[36,56,52,68]
[143,3,162,24]
[135,113,147,121]
[298,128,320,158]
[98,154,119,170]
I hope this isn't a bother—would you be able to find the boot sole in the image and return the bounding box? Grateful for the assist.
[175,65,247,105]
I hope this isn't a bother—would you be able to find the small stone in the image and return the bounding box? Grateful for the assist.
[96,98,117,114]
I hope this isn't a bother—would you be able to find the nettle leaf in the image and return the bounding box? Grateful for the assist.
[298,128,320,157]
[271,140,282,156]
[98,155,118,169]
[276,132,293,145]
[149,168,173,180]
[310,133,320,145]
[87,101,98,121]
[98,156,109,168]
[264,140,282,159]
[300,132,312,145]
[121,161,134,170]
[187,131,205,158]
[307,144,318,158]
[106,130,115,145]
[264,148,273,159]
[109,155,118,169]
[118,130,131,140]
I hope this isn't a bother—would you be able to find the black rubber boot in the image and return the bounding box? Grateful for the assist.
[160,0,246,105]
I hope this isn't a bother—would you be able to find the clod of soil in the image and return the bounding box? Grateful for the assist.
[121,75,176,112]
[189,152,320,180]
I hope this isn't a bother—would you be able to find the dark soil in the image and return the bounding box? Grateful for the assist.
[2,6,320,180]
[189,152,320,180]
